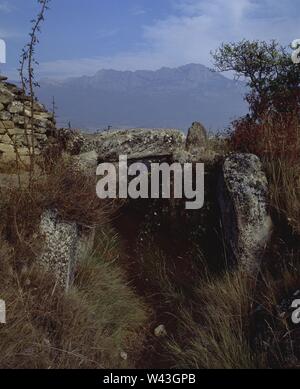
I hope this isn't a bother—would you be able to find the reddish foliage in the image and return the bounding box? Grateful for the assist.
[230,111,300,163]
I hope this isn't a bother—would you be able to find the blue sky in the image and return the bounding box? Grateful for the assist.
[0,0,299,80]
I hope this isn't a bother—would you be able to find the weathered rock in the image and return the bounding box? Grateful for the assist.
[39,210,78,289]
[33,101,47,112]
[154,325,167,338]
[218,153,273,273]
[1,120,14,129]
[39,210,95,290]
[34,112,54,121]
[74,150,98,173]
[172,149,193,164]
[120,351,128,361]
[0,142,34,166]
[0,90,13,105]
[0,134,12,144]
[8,101,23,114]
[6,127,27,136]
[24,100,47,112]
[88,128,185,161]
[186,122,207,153]
[0,111,11,121]
[12,114,25,125]
[0,143,15,163]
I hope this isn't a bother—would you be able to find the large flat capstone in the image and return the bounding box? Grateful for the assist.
[83,128,185,161]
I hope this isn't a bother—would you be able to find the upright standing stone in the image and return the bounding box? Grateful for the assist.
[39,210,78,290]
[186,121,207,154]
[39,209,96,290]
[218,153,273,273]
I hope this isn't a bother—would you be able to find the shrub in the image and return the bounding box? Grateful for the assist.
[229,111,300,234]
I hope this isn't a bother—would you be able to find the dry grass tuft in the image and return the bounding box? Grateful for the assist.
[167,270,255,369]
[0,230,149,369]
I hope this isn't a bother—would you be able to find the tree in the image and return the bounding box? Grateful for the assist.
[212,40,300,120]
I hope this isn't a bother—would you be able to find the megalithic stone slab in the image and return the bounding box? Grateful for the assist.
[218,153,273,273]
[39,209,95,290]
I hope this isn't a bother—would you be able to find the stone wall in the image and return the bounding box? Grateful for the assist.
[0,76,56,166]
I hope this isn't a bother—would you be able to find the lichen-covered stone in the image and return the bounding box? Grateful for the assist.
[74,150,98,174]
[0,111,11,121]
[186,121,207,154]
[219,153,273,273]
[86,128,185,161]
[39,210,95,290]
[12,114,25,126]
[172,149,193,164]
[39,210,78,289]
[8,101,23,114]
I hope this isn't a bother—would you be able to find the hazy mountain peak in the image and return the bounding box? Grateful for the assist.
[38,63,248,132]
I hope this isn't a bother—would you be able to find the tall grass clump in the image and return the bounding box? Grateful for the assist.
[167,270,255,369]
[0,233,149,368]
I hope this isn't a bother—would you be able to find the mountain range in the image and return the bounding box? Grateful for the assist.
[37,63,248,132]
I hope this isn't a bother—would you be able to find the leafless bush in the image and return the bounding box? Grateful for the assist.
[19,0,51,186]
